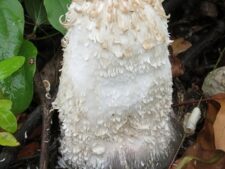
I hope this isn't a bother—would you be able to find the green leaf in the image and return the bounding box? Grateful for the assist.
[0,0,24,59]
[24,0,48,27]
[0,132,19,147]
[0,99,17,133]
[0,40,37,114]
[0,108,17,133]
[0,99,12,110]
[44,0,71,34]
[0,56,25,80]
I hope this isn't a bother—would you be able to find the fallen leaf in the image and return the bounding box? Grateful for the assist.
[170,55,185,77]
[17,142,40,159]
[212,94,225,151]
[172,93,225,169]
[171,38,192,56]
[169,38,190,77]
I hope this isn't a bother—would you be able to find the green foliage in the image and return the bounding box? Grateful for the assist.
[0,0,38,114]
[0,0,71,147]
[0,99,12,110]
[0,57,25,141]
[0,56,25,80]
[44,0,71,34]
[0,0,24,59]
[0,40,37,114]
[0,58,23,146]
[0,132,20,147]
[24,0,48,29]
[0,100,17,133]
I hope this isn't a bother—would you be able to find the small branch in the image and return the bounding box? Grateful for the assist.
[172,96,225,108]
[34,32,60,41]
[214,46,225,69]
[0,106,42,169]
[172,98,209,107]
[34,72,55,169]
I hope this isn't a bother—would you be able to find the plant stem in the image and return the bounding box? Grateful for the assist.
[214,46,225,69]
[35,72,53,169]
[34,32,60,41]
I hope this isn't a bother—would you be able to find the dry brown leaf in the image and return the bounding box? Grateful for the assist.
[170,55,184,77]
[169,37,191,77]
[17,142,40,159]
[171,93,225,169]
[171,38,192,56]
[212,94,225,152]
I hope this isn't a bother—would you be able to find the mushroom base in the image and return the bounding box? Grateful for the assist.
[56,110,182,169]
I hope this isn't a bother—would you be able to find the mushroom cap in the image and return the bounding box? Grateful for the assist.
[54,0,178,168]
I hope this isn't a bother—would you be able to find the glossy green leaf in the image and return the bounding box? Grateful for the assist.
[0,40,37,114]
[0,99,17,133]
[44,0,71,34]
[0,132,20,147]
[0,108,17,133]
[0,0,24,59]
[0,99,12,110]
[24,0,48,27]
[0,56,25,80]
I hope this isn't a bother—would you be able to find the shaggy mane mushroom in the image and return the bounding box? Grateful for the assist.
[54,0,180,168]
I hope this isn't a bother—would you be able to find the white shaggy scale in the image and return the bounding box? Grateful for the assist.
[54,0,177,168]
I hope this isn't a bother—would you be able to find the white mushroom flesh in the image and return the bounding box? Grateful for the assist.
[54,0,177,168]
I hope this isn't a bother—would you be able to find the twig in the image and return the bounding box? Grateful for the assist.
[34,32,60,41]
[168,133,186,169]
[34,72,55,169]
[172,98,209,107]
[214,46,225,69]
[172,95,225,108]
[0,106,42,169]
